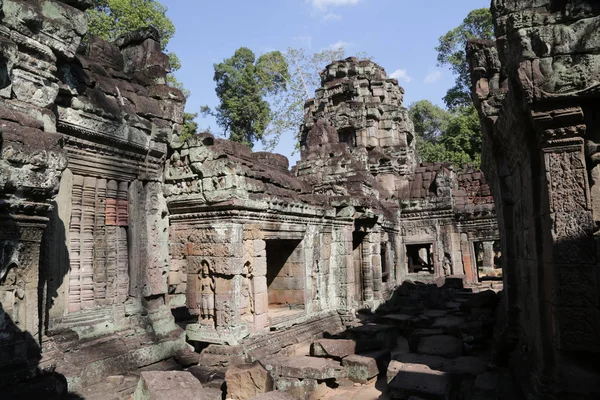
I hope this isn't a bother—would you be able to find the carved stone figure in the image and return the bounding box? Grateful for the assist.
[200,261,216,324]
[442,253,452,276]
[242,262,254,319]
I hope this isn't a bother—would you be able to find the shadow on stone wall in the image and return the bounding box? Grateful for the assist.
[0,205,82,399]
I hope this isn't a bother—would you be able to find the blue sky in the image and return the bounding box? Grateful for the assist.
[162,0,490,164]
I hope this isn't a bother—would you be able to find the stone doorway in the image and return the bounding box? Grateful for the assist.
[405,243,434,275]
[352,231,367,302]
[473,240,502,281]
[266,239,305,325]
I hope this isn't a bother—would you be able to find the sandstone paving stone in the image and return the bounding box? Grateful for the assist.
[392,353,487,377]
[133,371,204,400]
[387,361,451,400]
[417,335,463,358]
[225,361,273,400]
[311,339,357,359]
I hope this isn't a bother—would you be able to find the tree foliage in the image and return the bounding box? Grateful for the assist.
[204,47,289,147]
[263,47,371,151]
[409,101,481,168]
[261,47,346,150]
[435,8,493,110]
[86,0,189,96]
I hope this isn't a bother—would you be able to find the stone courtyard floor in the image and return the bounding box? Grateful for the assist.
[74,279,514,400]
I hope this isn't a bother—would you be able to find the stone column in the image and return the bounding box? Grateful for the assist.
[482,241,495,270]
[541,137,599,352]
[361,232,374,302]
[460,233,477,283]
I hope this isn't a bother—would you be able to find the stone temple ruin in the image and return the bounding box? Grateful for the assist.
[0,0,598,399]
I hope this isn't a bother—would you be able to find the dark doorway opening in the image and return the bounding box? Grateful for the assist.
[266,239,304,324]
[406,243,434,274]
[353,231,367,302]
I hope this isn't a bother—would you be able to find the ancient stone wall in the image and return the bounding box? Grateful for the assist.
[468,1,600,398]
[0,0,186,394]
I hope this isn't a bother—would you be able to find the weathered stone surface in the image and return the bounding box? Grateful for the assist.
[417,335,463,359]
[311,339,357,359]
[387,361,451,400]
[264,356,344,380]
[342,349,389,383]
[133,371,203,400]
[250,391,296,400]
[225,362,273,400]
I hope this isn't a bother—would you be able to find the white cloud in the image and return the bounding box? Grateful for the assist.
[328,40,351,50]
[389,68,412,83]
[293,35,313,49]
[323,12,342,21]
[310,0,361,10]
[424,69,442,84]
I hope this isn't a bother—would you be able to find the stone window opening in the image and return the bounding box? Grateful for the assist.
[473,240,502,281]
[381,245,389,283]
[405,243,434,274]
[265,239,305,325]
[352,231,367,302]
[338,128,356,147]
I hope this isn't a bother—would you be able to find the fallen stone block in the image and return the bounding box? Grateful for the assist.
[202,387,223,400]
[133,371,204,400]
[417,335,463,358]
[387,361,451,400]
[407,328,444,352]
[346,324,397,350]
[225,361,273,400]
[250,391,297,400]
[391,337,411,359]
[443,356,487,377]
[264,356,344,380]
[274,377,323,399]
[459,290,498,312]
[187,365,225,389]
[381,314,414,329]
[342,349,389,384]
[175,348,200,367]
[431,316,465,332]
[311,339,357,359]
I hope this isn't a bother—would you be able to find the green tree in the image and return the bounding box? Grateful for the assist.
[435,8,493,110]
[262,47,345,150]
[204,47,289,147]
[408,102,481,167]
[86,0,189,97]
[408,100,450,143]
[263,47,372,151]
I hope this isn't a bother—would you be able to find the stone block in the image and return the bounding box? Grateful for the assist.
[225,362,273,400]
[133,371,204,400]
[387,361,451,400]
[253,276,267,293]
[342,349,389,384]
[265,356,344,380]
[311,339,357,359]
[253,292,269,315]
[417,335,463,359]
[250,391,296,399]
